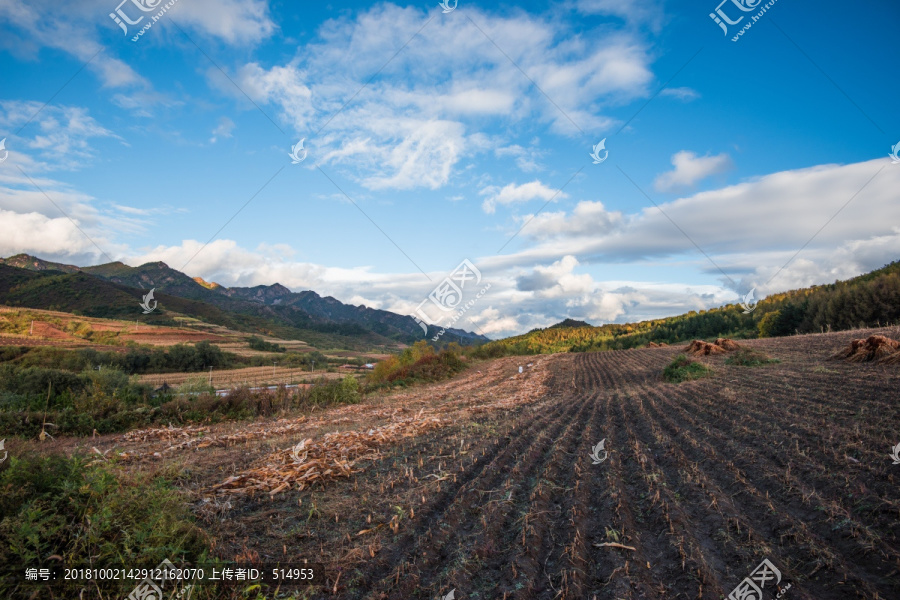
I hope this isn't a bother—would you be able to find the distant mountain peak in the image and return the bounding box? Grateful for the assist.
[1,254,489,346]
[193,276,221,290]
[0,254,82,273]
[550,318,593,329]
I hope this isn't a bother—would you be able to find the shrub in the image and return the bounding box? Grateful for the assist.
[303,376,360,407]
[663,354,712,383]
[0,452,208,598]
[247,336,286,353]
[367,342,468,387]
[385,351,467,384]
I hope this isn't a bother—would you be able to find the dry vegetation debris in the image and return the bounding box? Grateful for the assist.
[210,410,445,496]
[204,356,551,495]
[116,416,311,460]
[831,334,900,363]
[684,338,742,356]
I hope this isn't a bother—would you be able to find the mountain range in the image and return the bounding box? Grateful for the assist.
[0,254,488,348]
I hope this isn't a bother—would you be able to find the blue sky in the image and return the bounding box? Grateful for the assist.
[1,0,898,338]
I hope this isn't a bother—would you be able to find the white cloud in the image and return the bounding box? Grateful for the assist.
[0,102,120,170]
[4,141,897,339]
[111,90,184,118]
[0,209,97,258]
[167,0,276,44]
[210,117,236,143]
[222,5,655,190]
[660,86,700,101]
[654,150,734,192]
[481,180,567,214]
[495,143,544,172]
[486,159,900,298]
[0,1,144,88]
[517,201,624,241]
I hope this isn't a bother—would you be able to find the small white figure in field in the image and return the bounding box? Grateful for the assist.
[442,590,455,600]
[0,439,7,463]
[589,439,608,464]
[890,443,900,465]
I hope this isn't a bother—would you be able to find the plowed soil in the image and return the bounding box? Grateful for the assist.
[54,328,900,599]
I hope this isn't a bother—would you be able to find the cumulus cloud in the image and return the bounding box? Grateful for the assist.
[654,150,734,192]
[223,5,654,190]
[484,159,900,297]
[517,201,624,241]
[481,180,567,214]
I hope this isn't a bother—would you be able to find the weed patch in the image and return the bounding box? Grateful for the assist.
[0,452,209,598]
[663,354,712,383]
[724,348,780,367]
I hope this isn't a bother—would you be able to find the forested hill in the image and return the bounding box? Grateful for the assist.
[473,260,900,357]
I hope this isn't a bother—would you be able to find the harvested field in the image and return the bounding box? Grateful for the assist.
[138,366,347,388]
[50,329,900,598]
[0,305,316,355]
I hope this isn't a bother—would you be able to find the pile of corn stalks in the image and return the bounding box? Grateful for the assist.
[211,411,444,496]
[117,416,312,461]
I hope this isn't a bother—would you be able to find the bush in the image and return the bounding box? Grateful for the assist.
[663,354,712,383]
[303,376,360,407]
[247,336,286,353]
[368,341,468,387]
[0,452,208,598]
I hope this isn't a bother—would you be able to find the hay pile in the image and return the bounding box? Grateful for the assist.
[685,338,742,356]
[715,337,742,351]
[648,342,669,348]
[831,335,900,364]
[211,411,444,496]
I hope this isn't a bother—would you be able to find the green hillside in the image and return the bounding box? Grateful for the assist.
[0,264,391,351]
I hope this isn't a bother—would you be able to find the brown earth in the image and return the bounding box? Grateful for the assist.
[38,328,900,599]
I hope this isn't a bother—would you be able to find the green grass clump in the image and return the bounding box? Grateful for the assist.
[663,354,712,383]
[0,452,209,598]
[724,348,780,367]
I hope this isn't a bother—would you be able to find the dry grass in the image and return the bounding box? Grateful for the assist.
[138,366,346,388]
